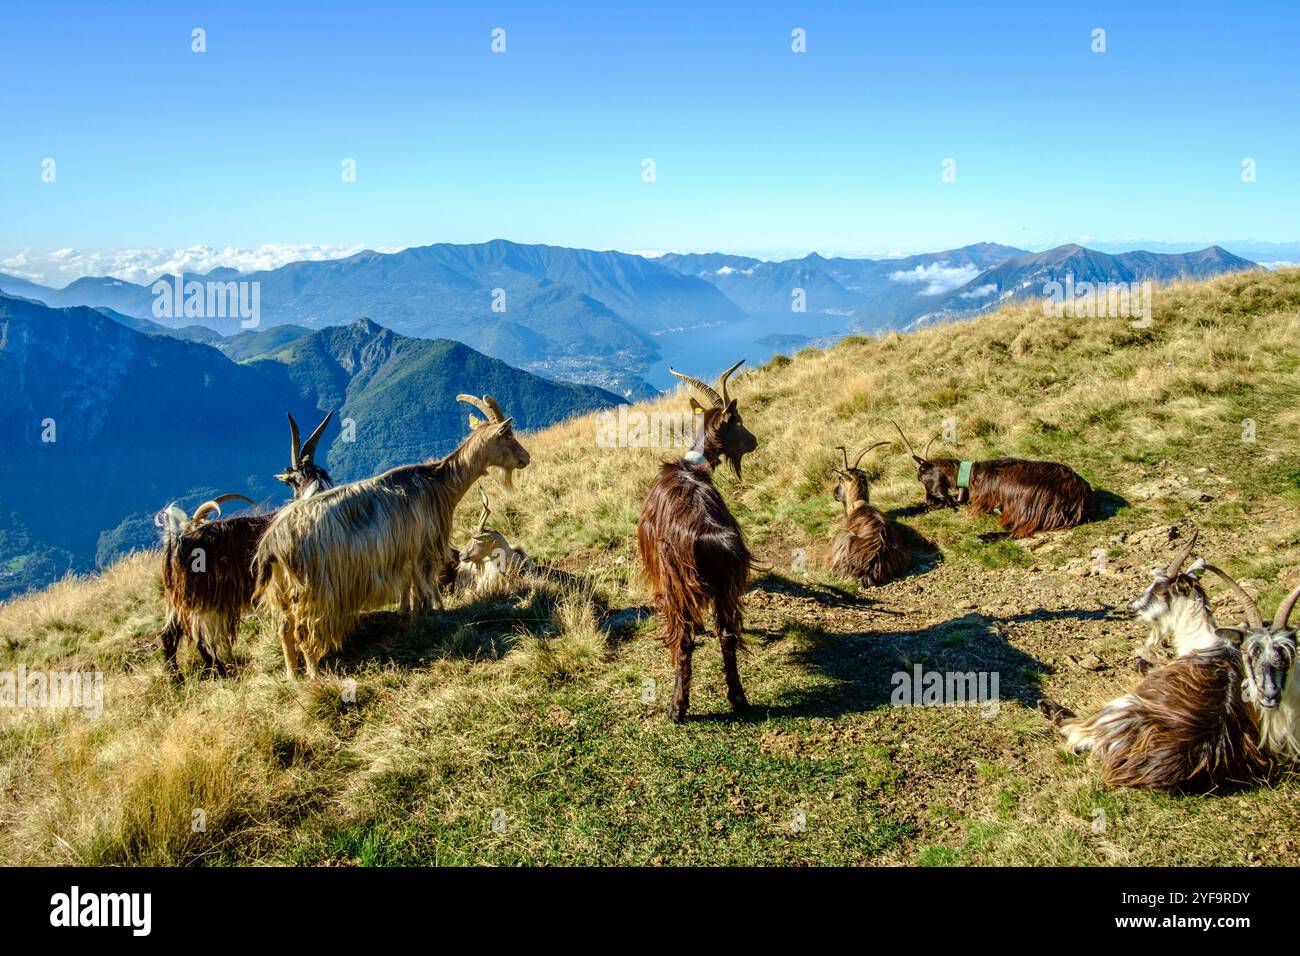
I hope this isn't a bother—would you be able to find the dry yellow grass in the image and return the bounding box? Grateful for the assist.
[2,267,1300,866]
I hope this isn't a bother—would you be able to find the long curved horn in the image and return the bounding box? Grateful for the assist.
[1272,582,1300,631]
[668,368,722,408]
[835,446,849,472]
[299,410,334,463]
[850,440,891,471]
[891,421,923,462]
[482,395,505,423]
[457,394,493,422]
[190,493,255,525]
[1164,527,1199,578]
[717,359,745,407]
[474,486,491,535]
[286,413,302,468]
[1201,564,1265,629]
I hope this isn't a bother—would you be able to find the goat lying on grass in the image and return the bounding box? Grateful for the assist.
[156,411,333,675]
[637,361,756,722]
[893,422,1097,538]
[1038,536,1273,792]
[827,440,911,586]
[453,488,534,594]
[254,394,530,679]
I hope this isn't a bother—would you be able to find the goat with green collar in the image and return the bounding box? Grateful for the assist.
[892,422,1098,539]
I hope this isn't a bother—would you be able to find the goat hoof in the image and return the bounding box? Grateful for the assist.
[1037,697,1072,724]
[665,705,687,724]
[728,693,749,711]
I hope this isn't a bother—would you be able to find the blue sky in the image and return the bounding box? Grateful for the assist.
[2,0,1297,280]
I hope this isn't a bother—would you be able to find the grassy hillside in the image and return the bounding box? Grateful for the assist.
[3,268,1299,866]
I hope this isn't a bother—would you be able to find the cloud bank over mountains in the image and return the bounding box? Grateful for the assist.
[0,244,394,286]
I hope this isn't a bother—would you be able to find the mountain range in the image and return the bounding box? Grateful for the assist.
[1,239,1258,395]
[0,293,619,598]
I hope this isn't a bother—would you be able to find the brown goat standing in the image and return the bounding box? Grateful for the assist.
[637,361,757,722]
[828,440,911,586]
[157,411,334,674]
[893,422,1096,538]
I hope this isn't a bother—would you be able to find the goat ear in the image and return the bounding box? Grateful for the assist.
[495,418,514,435]
[1216,627,1246,646]
[724,398,738,416]
[687,399,704,416]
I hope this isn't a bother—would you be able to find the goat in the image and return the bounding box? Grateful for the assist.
[1199,566,1300,761]
[453,488,534,594]
[892,422,1097,539]
[253,394,530,679]
[1128,529,1220,670]
[827,440,911,586]
[157,411,334,674]
[637,360,757,722]
[1038,536,1272,792]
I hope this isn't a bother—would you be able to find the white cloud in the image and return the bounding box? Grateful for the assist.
[959,283,997,299]
[888,262,982,296]
[0,244,393,288]
[713,265,755,276]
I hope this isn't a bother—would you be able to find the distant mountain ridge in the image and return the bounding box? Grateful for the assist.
[0,239,1261,398]
[908,244,1258,327]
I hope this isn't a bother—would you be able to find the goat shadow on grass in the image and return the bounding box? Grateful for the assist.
[696,610,1092,723]
[319,576,645,675]
[1094,489,1129,520]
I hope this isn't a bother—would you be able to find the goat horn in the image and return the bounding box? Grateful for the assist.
[457,394,493,423]
[299,410,334,463]
[835,445,850,472]
[891,421,923,461]
[850,440,891,471]
[1163,527,1199,578]
[189,494,252,524]
[922,435,939,459]
[1200,563,1265,630]
[717,359,745,407]
[1272,582,1300,631]
[668,368,723,408]
[475,486,491,535]
[286,412,302,469]
[482,395,505,423]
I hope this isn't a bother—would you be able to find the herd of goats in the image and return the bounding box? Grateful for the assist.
[153,362,1300,795]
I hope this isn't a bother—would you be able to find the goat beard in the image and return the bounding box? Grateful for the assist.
[497,466,514,489]
[724,453,743,480]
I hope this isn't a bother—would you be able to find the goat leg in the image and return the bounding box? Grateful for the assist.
[666,631,695,723]
[1037,697,1074,725]
[279,613,300,681]
[715,602,748,711]
[159,617,183,678]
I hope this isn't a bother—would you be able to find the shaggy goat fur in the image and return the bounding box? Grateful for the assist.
[828,441,910,586]
[1042,538,1272,792]
[893,423,1097,538]
[637,361,757,722]
[253,395,530,679]
[157,411,334,674]
[1202,568,1300,761]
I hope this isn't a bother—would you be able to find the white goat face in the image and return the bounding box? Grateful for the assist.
[461,532,498,564]
[1130,569,1205,625]
[1228,626,1298,709]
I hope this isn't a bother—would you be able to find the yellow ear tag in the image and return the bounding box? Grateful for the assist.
[692,404,705,416]
[468,414,482,428]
